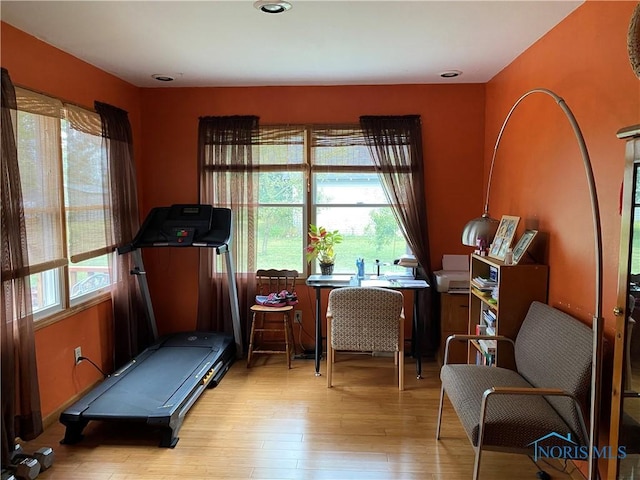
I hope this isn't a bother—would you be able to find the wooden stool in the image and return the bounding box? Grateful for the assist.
[247,269,298,368]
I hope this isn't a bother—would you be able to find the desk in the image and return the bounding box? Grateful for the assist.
[305,275,430,378]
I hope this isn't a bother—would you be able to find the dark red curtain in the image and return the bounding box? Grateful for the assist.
[197,116,259,344]
[360,115,437,355]
[95,101,149,368]
[1,67,43,466]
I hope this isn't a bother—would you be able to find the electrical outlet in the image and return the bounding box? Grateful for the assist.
[74,346,82,364]
[294,310,302,324]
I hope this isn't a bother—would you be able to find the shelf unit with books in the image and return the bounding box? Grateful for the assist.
[468,253,548,368]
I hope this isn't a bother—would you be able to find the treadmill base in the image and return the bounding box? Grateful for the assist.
[60,331,235,448]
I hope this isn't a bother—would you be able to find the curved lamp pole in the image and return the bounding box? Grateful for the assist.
[464,88,603,479]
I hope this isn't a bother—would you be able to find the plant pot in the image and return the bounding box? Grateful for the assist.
[319,262,334,275]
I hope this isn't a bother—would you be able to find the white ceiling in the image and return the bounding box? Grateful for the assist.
[1,0,583,88]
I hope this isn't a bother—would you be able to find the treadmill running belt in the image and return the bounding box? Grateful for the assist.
[85,347,216,417]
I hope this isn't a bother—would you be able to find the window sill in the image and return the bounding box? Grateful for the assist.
[34,292,112,331]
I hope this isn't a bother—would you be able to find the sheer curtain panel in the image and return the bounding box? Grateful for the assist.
[13,87,65,277]
[197,116,261,339]
[64,104,112,263]
[95,101,148,368]
[360,115,436,354]
[1,67,43,467]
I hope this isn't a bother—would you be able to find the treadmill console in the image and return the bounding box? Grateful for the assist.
[161,205,212,246]
[164,205,212,233]
[122,204,232,252]
[172,228,195,245]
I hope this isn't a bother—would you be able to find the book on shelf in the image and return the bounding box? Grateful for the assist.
[478,338,497,355]
[483,305,497,318]
[480,304,496,328]
[471,276,497,290]
[482,311,496,328]
[476,350,495,366]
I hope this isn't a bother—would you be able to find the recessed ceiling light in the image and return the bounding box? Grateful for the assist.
[151,74,175,82]
[254,0,292,14]
[440,70,463,78]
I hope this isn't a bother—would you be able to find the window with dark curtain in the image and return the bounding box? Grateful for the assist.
[95,101,149,368]
[360,115,437,355]
[196,116,260,338]
[197,116,425,349]
[1,67,43,467]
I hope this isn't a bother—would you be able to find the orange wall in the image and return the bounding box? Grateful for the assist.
[34,302,114,416]
[485,1,638,333]
[1,23,142,418]
[138,84,486,335]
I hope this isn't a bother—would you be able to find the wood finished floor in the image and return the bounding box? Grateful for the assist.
[24,355,580,480]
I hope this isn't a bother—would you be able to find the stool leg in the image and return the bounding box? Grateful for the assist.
[258,313,266,347]
[284,313,292,369]
[287,313,295,365]
[247,312,257,367]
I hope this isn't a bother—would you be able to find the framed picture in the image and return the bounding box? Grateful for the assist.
[488,215,520,260]
[512,229,538,264]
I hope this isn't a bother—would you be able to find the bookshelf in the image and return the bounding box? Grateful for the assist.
[468,254,548,368]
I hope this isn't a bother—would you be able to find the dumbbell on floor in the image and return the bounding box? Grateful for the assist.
[4,457,40,480]
[1,469,17,480]
[12,447,54,472]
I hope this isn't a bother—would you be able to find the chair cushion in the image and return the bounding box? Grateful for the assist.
[441,364,583,450]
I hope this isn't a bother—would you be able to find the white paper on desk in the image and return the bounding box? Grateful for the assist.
[442,254,469,271]
[361,279,390,287]
[395,279,429,287]
[307,274,353,285]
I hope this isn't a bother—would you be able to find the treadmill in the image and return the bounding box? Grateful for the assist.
[59,204,242,448]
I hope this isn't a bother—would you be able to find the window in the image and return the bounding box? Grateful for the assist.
[310,127,409,275]
[15,88,113,320]
[203,124,410,276]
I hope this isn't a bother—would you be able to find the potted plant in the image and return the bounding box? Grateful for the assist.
[306,224,343,275]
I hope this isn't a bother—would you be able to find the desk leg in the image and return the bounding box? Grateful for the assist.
[315,287,322,376]
[413,291,422,379]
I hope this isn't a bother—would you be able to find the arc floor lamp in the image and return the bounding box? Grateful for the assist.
[462,88,604,479]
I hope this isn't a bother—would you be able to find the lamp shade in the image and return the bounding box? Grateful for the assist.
[461,213,499,247]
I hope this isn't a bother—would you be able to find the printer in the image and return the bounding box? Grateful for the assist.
[433,254,470,293]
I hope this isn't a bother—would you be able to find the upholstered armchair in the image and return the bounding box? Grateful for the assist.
[326,287,405,390]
